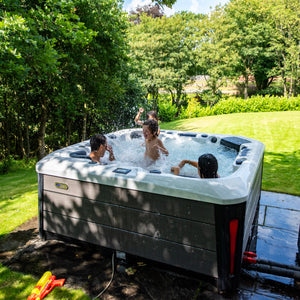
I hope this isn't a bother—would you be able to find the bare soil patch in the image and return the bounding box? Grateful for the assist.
[0,217,218,299]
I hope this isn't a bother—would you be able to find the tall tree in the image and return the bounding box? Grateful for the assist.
[263,0,300,97]
[128,12,203,109]
[221,0,277,98]
[0,0,144,159]
[193,7,237,102]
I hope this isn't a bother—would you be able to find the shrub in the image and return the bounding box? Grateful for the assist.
[180,98,201,119]
[0,156,13,175]
[176,95,300,120]
[158,101,178,122]
[212,95,299,115]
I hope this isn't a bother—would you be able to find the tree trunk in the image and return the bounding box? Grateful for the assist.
[18,116,25,158]
[176,83,183,108]
[67,119,71,146]
[82,102,87,142]
[280,52,288,97]
[168,89,175,106]
[38,97,47,160]
[3,93,11,157]
[288,67,294,98]
[244,74,249,99]
[288,77,293,98]
[25,103,30,158]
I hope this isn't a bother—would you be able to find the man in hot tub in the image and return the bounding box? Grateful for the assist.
[89,134,115,164]
[171,153,220,178]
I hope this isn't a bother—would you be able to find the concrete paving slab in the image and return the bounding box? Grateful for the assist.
[255,226,298,263]
[260,191,300,210]
[264,206,300,232]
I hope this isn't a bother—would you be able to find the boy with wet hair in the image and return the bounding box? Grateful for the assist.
[171,153,220,178]
[143,119,168,161]
[89,134,115,163]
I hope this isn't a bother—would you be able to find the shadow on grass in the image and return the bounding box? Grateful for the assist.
[262,150,300,196]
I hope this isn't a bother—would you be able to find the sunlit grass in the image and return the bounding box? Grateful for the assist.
[0,161,38,237]
[0,264,91,300]
[161,111,300,195]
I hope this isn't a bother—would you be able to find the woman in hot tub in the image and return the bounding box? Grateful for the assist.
[171,153,220,178]
[89,134,115,164]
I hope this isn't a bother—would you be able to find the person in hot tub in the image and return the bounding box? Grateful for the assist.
[171,153,220,178]
[135,107,160,135]
[89,134,115,164]
[143,119,168,161]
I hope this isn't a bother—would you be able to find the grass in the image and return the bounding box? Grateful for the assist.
[0,160,91,299]
[161,111,300,196]
[0,264,90,300]
[0,160,38,237]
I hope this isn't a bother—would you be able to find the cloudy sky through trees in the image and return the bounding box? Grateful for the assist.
[123,0,229,16]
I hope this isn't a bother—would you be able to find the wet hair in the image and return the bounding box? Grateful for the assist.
[146,110,158,120]
[143,119,158,136]
[90,134,106,151]
[198,153,218,178]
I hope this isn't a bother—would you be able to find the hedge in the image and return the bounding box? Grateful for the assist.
[178,95,300,120]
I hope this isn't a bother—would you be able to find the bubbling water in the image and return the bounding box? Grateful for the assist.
[108,133,238,178]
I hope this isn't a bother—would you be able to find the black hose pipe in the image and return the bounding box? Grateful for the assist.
[243,263,300,280]
[256,259,300,272]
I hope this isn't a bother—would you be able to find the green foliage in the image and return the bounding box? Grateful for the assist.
[0,0,144,159]
[0,156,13,174]
[128,12,204,108]
[178,95,300,120]
[158,100,178,122]
[153,0,177,7]
[212,95,300,114]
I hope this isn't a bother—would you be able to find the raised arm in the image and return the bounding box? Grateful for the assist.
[134,107,144,126]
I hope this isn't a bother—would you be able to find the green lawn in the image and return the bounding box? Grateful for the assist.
[161,111,300,196]
[0,160,38,237]
[0,161,91,299]
[0,264,90,300]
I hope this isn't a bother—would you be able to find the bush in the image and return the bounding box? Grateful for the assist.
[211,95,300,115]
[0,156,13,174]
[176,95,300,120]
[158,101,178,122]
[257,85,284,96]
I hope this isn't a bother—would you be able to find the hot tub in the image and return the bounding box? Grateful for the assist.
[36,129,265,291]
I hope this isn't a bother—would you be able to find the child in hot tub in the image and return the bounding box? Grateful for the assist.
[143,119,168,161]
[89,134,115,164]
[135,107,160,135]
[171,153,220,178]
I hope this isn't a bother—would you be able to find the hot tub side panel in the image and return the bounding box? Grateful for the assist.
[214,202,246,291]
[213,156,263,291]
[39,174,218,278]
[243,157,263,253]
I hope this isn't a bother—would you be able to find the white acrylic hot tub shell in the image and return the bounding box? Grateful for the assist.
[36,129,265,206]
